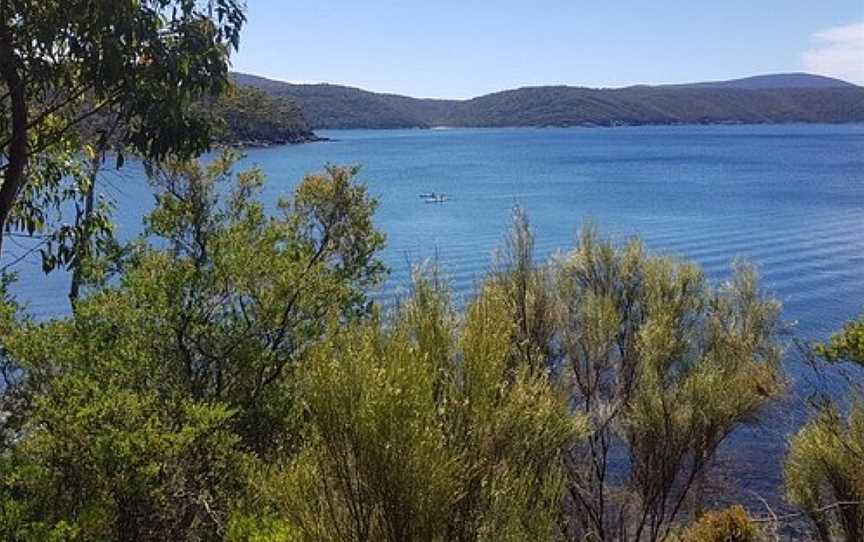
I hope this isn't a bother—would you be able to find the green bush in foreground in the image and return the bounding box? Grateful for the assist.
[230,273,584,541]
[785,317,864,542]
[0,155,797,541]
[539,227,785,541]
[0,154,385,540]
[785,403,864,542]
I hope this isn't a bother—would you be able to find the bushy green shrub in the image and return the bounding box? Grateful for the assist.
[815,317,864,365]
[540,225,784,541]
[785,402,864,542]
[0,169,791,541]
[231,272,585,541]
[784,314,864,542]
[0,154,386,540]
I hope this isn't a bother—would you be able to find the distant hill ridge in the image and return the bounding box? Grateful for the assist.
[231,72,864,130]
[661,73,859,90]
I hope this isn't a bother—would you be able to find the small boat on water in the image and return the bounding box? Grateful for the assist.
[419,191,449,203]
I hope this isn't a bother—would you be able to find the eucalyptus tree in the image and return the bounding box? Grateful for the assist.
[0,0,245,258]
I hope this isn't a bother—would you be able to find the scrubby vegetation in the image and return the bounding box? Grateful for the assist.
[230,272,583,541]
[1,3,862,541]
[554,228,785,541]
[783,318,864,542]
[0,151,802,540]
[0,154,385,538]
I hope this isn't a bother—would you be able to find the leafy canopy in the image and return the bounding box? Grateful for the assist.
[0,154,386,540]
[0,0,246,259]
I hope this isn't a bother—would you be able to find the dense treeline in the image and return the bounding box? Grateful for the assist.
[1,3,862,541]
[232,72,864,130]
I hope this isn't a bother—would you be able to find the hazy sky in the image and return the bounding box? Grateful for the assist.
[232,1,864,99]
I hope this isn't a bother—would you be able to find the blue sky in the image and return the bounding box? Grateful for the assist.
[232,1,864,99]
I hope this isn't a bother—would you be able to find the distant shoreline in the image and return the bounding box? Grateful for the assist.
[221,134,331,149]
[314,120,864,132]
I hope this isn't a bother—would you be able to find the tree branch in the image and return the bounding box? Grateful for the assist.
[751,501,864,525]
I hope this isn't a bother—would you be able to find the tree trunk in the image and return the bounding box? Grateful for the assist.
[0,18,27,259]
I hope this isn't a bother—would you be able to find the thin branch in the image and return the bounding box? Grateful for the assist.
[17,90,122,160]
[24,83,91,131]
[751,501,864,524]
[0,82,89,150]
[752,491,779,524]
[0,237,47,271]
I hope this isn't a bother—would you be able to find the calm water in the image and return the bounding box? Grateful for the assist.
[9,124,864,506]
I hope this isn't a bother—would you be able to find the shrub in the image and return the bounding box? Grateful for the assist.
[513,223,785,541]
[674,506,762,542]
[785,403,864,542]
[232,271,585,541]
[0,155,386,540]
[784,314,864,542]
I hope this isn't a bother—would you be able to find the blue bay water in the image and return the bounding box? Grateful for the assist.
[9,123,864,506]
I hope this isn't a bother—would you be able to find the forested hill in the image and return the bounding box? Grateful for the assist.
[231,73,453,129]
[231,72,864,129]
[209,85,320,145]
